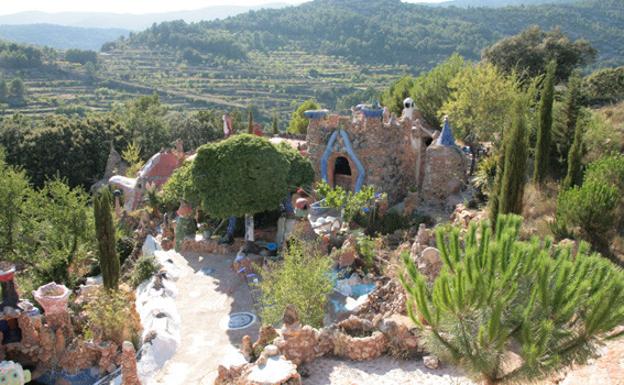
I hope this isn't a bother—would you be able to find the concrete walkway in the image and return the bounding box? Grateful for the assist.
[151,251,259,385]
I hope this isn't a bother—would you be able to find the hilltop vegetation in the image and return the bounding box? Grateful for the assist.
[110,0,624,71]
[0,24,129,51]
[1,0,623,126]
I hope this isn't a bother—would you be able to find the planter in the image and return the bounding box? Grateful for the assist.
[332,316,387,361]
[303,109,329,120]
[0,264,19,308]
[33,282,71,315]
[0,264,16,282]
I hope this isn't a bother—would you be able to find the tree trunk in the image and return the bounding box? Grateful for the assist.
[469,145,477,176]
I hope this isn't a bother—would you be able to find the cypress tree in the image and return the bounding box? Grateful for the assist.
[499,99,529,215]
[247,109,254,134]
[533,60,556,184]
[563,120,584,189]
[94,188,119,290]
[271,112,279,135]
[563,71,582,142]
[488,151,504,228]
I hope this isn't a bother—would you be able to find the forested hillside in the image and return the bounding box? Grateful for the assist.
[0,24,129,50]
[109,0,624,70]
[2,0,623,122]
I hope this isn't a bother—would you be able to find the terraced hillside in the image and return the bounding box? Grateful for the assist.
[2,48,406,122]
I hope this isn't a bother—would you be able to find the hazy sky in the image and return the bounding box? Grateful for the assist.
[0,0,446,15]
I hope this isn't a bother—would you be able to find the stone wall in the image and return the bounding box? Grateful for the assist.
[306,113,418,204]
[421,144,467,203]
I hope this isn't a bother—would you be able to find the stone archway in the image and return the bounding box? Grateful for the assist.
[328,153,358,191]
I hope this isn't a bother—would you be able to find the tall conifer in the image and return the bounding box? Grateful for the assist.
[533,60,556,184]
[94,188,119,290]
[499,99,528,215]
[563,121,584,189]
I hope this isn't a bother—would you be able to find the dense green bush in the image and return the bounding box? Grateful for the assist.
[556,179,618,254]
[402,214,624,385]
[0,153,96,291]
[84,289,141,346]
[160,161,199,211]
[192,134,289,218]
[482,26,596,82]
[65,49,97,65]
[584,66,624,105]
[130,254,160,288]
[287,99,319,134]
[411,54,466,128]
[583,155,624,228]
[0,113,128,188]
[258,239,333,327]
[275,142,314,191]
[0,41,42,69]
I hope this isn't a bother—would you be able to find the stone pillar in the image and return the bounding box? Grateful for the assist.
[121,341,141,385]
[244,214,254,243]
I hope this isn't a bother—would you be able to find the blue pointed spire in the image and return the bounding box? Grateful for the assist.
[436,115,456,146]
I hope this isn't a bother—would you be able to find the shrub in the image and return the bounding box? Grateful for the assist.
[355,235,376,273]
[192,134,289,219]
[287,99,319,134]
[401,214,624,385]
[582,154,624,229]
[160,161,198,211]
[130,254,159,288]
[316,181,377,225]
[556,179,618,254]
[84,289,141,345]
[258,239,333,328]
[275,142,314,191]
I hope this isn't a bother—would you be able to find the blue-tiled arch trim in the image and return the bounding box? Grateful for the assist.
[320,129,365,192]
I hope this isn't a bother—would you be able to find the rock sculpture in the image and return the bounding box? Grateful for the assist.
[0,361,31,385]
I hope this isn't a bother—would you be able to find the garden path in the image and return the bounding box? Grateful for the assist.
[150,251,259,385]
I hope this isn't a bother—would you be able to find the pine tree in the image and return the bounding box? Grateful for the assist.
[247,109,254,134]
[401,214,624,385]
[94,188,119,290]
[499,99,528,215]
[533,60,556,184]
[271,112,279,135]
[563,120,584,189]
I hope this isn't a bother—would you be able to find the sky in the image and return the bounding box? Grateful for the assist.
[0,0,446,15]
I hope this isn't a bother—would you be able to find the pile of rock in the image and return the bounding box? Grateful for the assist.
[450,203,486,228]
[216,305,425,385]
[357,279,406,319]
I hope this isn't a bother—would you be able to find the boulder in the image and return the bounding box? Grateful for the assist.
[413,247,442,281]
[423,355,440,370]
[337,236,357,268]
[378,314,422,356]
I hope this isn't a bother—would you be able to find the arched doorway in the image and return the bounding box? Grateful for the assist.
[331,155,354,191]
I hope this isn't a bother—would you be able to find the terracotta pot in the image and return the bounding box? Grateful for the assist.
[0,264,15,282]
[33,282,71,315]
[176,201,193,218]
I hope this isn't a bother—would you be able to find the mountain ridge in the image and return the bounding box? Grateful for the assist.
[0,3,291,31]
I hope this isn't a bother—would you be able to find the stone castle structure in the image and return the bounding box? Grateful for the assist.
[305,99,468,206]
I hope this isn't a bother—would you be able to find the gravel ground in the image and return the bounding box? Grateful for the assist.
[303,356,475,385]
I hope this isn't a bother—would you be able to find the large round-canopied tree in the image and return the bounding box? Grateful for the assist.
[191,134,290,242]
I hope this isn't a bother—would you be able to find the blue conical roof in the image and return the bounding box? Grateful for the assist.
[436,116,456,146]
